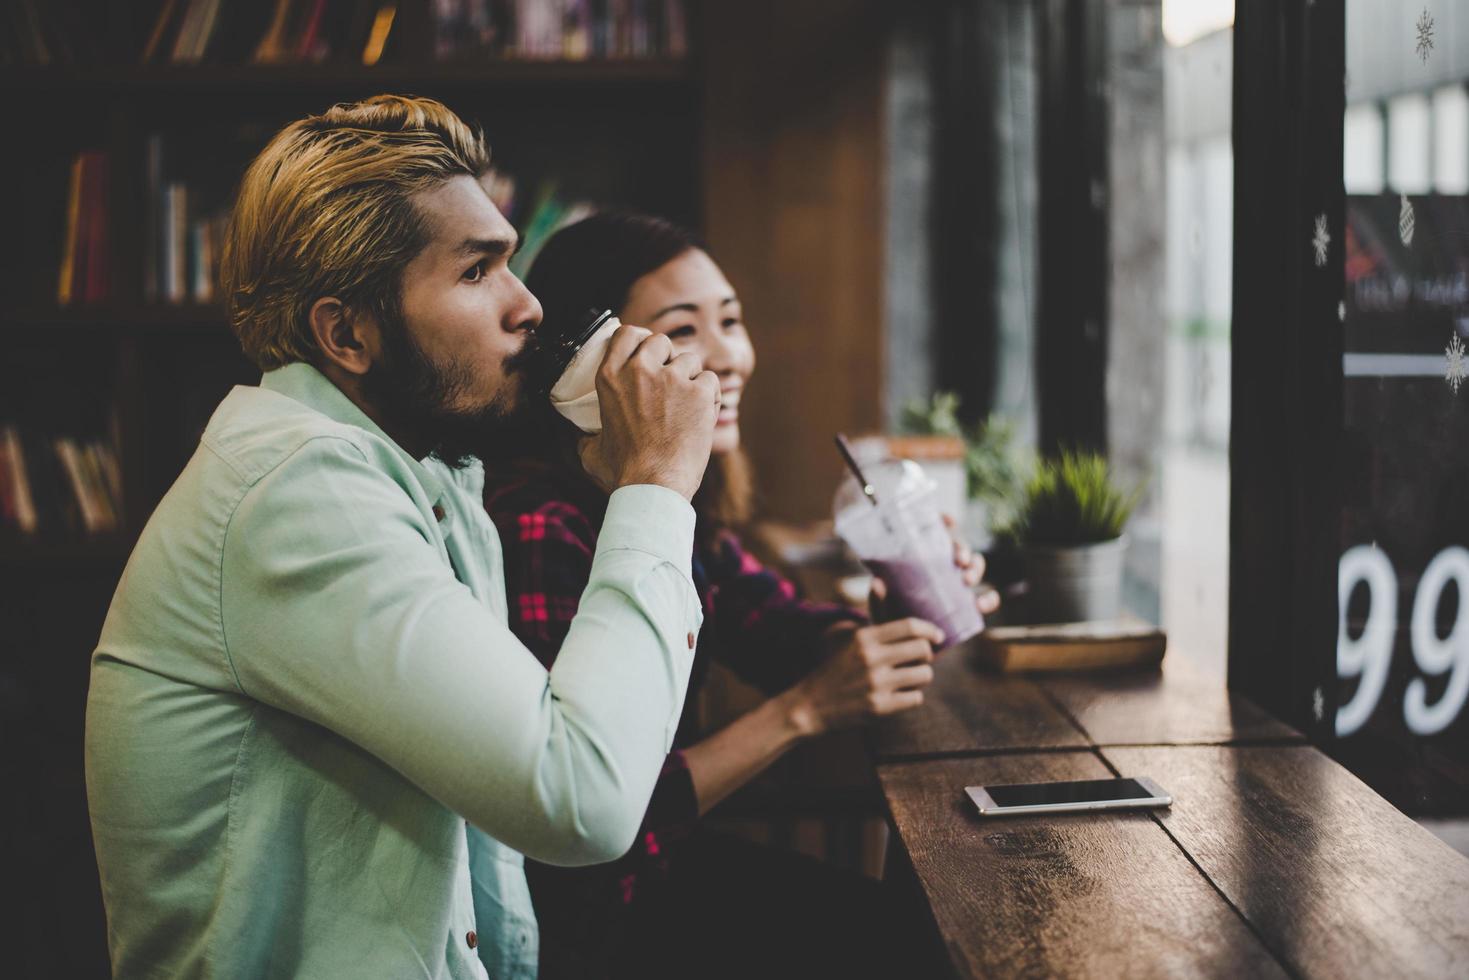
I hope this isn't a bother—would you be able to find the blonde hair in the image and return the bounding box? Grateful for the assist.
[220,95,490,370]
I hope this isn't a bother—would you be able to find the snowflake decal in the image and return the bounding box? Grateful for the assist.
[1416,8,1435,62]
[1448,333,1466,394]
[1311,214,1331,268]
[1312,687,1325,723]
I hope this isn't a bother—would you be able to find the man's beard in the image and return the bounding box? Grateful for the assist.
[361,312,547,470]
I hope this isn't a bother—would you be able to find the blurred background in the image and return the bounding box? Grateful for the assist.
[1,0,1466,974]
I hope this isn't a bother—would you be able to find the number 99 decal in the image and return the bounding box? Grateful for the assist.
[1337,545,1469,737]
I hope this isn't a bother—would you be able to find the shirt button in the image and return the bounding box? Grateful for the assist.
[433,504,446,522]
[466,930,478,949]
[686,631,696,650]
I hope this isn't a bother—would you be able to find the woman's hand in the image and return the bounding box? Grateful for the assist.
[942,513,1002,616]
[868,514,1002,622]
[778,618,942,737]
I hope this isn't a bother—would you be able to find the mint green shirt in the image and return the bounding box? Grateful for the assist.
[85,363,703,979]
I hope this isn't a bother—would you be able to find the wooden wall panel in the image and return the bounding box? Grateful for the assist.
[701,0,889,521]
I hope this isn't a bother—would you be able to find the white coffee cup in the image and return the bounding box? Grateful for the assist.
[548,311,621,433]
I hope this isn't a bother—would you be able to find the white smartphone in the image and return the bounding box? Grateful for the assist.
[965,776,1172,817]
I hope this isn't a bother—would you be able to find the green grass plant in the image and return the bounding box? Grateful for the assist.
[1016,451,1140,546]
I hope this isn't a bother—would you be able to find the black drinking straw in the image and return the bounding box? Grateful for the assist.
[834,433,879,507]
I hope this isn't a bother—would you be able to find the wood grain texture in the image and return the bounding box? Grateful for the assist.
[878,753,1288,978]
[868,643,1089,760]
[1104,745,1469,979]
[701,0,889,521]
[1036,655,1303,746]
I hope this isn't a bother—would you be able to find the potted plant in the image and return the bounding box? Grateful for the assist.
[1014,451,1141,623]
[897,393,1030,546]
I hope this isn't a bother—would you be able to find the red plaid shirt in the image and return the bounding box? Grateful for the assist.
[484,464,864,928]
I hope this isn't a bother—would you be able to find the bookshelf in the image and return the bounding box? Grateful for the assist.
[1,1,701,973]
[0,57,692,91]
[1,0,700,561]
[2,0,896,973]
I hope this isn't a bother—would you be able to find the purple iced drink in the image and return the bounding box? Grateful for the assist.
[866,557,984,649]
[833,457,985,650]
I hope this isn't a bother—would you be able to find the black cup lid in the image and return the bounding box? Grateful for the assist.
[546,308,617,378]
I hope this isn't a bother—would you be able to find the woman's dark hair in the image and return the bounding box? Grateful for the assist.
[519,210,754,529]
[525,211,703,347]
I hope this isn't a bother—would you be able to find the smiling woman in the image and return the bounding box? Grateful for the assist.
[479,210,993,977]
[520,211,757,524]
[618,248,755,456]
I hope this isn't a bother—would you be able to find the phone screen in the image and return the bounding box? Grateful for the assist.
[983,777,1155,808]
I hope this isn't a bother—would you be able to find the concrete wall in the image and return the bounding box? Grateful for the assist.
[883,12,938,429]
[1107,0,1167,621]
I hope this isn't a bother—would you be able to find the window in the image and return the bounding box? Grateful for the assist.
[1336,0,1469,813]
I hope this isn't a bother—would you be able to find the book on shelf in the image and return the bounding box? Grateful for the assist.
[83,149,110,303]
[0,424,123,538]
[663,0,686,58]
[55,438,111,534]
[361,3,399,66]
[190,219,216,303]
[14,428,77,536]
[254,0,352,64]
[2,0,99,66]
[3,0,51,65]
[14,0,687,68]
[92,441,124,518]
[248,0,293,62]
[146,0,233,63]
[561,0,591,60]
[436,0,689,62]
[145,137,230,306]
[295,0,333,61]
[141,0,380,66]
[143,0,185,62]
[55,154,84,305]
[0,426,38,535]
[56,150,110,306]
[514,0,556,58]
[434,0,502,59]
[142,136,163,304]
[164,183,188,303]
[172,0,225,62]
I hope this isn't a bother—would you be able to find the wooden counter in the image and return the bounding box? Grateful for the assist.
[872,651,1469,978]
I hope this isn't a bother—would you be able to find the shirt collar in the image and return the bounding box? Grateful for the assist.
[259,362,448,508]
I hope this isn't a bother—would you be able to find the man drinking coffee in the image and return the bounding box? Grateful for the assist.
[84,94,718,980]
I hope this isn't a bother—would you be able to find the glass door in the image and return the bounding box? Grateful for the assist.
[1335,0,1469,815]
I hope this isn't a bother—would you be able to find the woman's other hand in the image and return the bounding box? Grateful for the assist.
[778,619,941,737]
[942,513,1002,616]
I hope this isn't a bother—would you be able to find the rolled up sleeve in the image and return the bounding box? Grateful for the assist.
[219,437,702,866]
